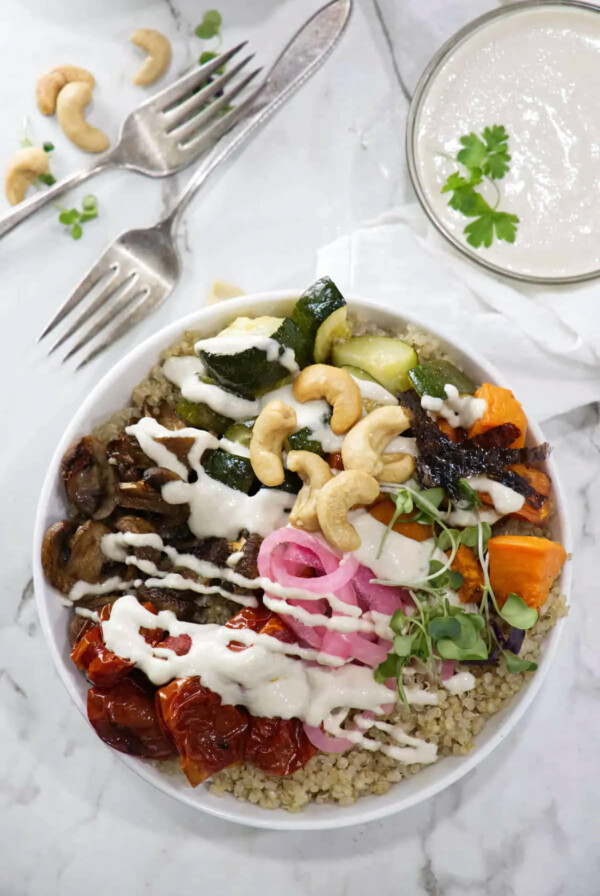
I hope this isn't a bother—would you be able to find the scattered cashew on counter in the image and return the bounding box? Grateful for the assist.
[130,29,172,86]
[287,450,333,532]
[56,81,109,153]
[293,364,362,434]
[317,470,380,552]
[250,401,297,487]
[4,146,50,205]
[342,405,416,484]
[36,65,95,116]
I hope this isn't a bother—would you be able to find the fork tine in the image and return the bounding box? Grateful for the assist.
[168,69,263,145]
[150,43,248,112]
[47,268,134,355]
[62,277,144,363]
[75,284,168,370]
[37,262,115,342]
[178,82,264,154]
[164,54,255,130]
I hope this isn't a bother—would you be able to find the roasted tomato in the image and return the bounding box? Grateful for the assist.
[160,634,192,656]
[259,613,295,644]
[71,602,163,687]
[87,678,175,759]
[225,605,279,651]
[245,717,316,776]
[156,677,249,786]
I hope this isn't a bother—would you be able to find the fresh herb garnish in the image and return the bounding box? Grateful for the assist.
[440,125,519,249]
[457,478,483,509]
[502,650,537,673]
[56,194,98,240]
[195,9,222,40]
[20,131,57,187]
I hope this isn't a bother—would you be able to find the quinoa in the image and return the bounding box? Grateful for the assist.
[93,313,568,812]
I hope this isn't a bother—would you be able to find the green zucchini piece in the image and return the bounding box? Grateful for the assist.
[314,306,351,363]
[203,449,255,494]
[223,419,255,449]
[265,469,302,494]
[198,315,309,396]
[408,361,477,399]
[331,336,418,393]
[291,277,346,345]
[176,396,232,435]
[286,427,324,456]
[340,365,381,385]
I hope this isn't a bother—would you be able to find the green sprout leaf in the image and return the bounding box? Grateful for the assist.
[460,522,491,552]
[200,50,218,64]
[393,634,415,657]
[43,141,54,153]
[59,209,79,225]
[71,223,83,240]
[37,173,56,186]
[56,194,99,239]
[389,608,406,636]
[503,650,538,673]
[458,478,483,508]
[428,616,460,641]
[374,652,401,684]
[195,9,223,39]
[498,593,538,630]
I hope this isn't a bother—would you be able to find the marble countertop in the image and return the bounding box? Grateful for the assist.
[2,0,599,893]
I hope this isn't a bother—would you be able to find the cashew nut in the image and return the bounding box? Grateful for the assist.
[206,280,245,306]
[250,401,297,487]
[130,28,172,86]
[342,405,416,483]
[293,364,362,435]
[36,65,95,116]
[56,81,110,153]
[4,147,50,206]
[287,450,333,531]
[317,470,379,552]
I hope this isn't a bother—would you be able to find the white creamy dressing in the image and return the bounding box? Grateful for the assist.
[448,507,502,528]
[126,417,292,539]
[465,475,525,515]
[194,332,299,375]
[100,595,438,764]
[386,435,418,458]
[415,4,600,279]
[349,511,445,586]
[163,356,260,420]
[443,671,477,696]
[349,375,398,406]
[421,384,486,429]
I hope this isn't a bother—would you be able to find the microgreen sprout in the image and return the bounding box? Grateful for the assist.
[56,194,98,240]
[19,124,57,188]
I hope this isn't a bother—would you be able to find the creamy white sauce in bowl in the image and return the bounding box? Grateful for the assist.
[32,290,572,830]
[407,2,600,282]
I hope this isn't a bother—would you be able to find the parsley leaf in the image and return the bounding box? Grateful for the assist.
[440,124,519,250]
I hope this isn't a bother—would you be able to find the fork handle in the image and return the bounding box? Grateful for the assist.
[0,157,114,240]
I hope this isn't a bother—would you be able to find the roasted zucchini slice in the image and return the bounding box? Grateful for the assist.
[408,360,476,399]
[331,336,418,393]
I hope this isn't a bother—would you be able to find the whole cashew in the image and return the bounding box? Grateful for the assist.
[130,29,172,86]
[293,364,362,435]
[317,470,379,552]
[5,147,50,205]
[342,405,415,483]
[56,81,110,153]
[36,65,95,116]
[250,401,297,487]
[287,450,333,531]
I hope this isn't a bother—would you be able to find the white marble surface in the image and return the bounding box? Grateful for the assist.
[1,0,599,893]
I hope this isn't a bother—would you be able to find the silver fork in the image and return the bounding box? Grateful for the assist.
[38,0,352,369]
[0,46,263,241]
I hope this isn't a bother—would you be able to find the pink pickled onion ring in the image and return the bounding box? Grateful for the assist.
[303,723,353,753]
[441,660,455,681]
[353,565,411,615]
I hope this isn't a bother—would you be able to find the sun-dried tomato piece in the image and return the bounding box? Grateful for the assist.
[259,613,295,644]
[87,678,175,759]
[225,605,273,652]
[71,601,163,686]
[245,717,316,776]
[156,677,249,786]
[160,634,192,656]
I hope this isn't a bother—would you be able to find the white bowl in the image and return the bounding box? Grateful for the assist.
[32,290,572,830]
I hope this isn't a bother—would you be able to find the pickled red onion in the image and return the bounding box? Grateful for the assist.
[303,723,352,753]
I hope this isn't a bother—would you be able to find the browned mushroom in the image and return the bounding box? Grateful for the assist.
[115,473,188,522]
[135,583,205,621]
[115,515,164,568]
[41,519,78,592]
[41,519,113,594]
[155,435,195,469]
[106,433,152,482]
[61,435,116,519]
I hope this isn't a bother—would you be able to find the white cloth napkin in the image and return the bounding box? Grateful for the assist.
[316,205,600,422]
